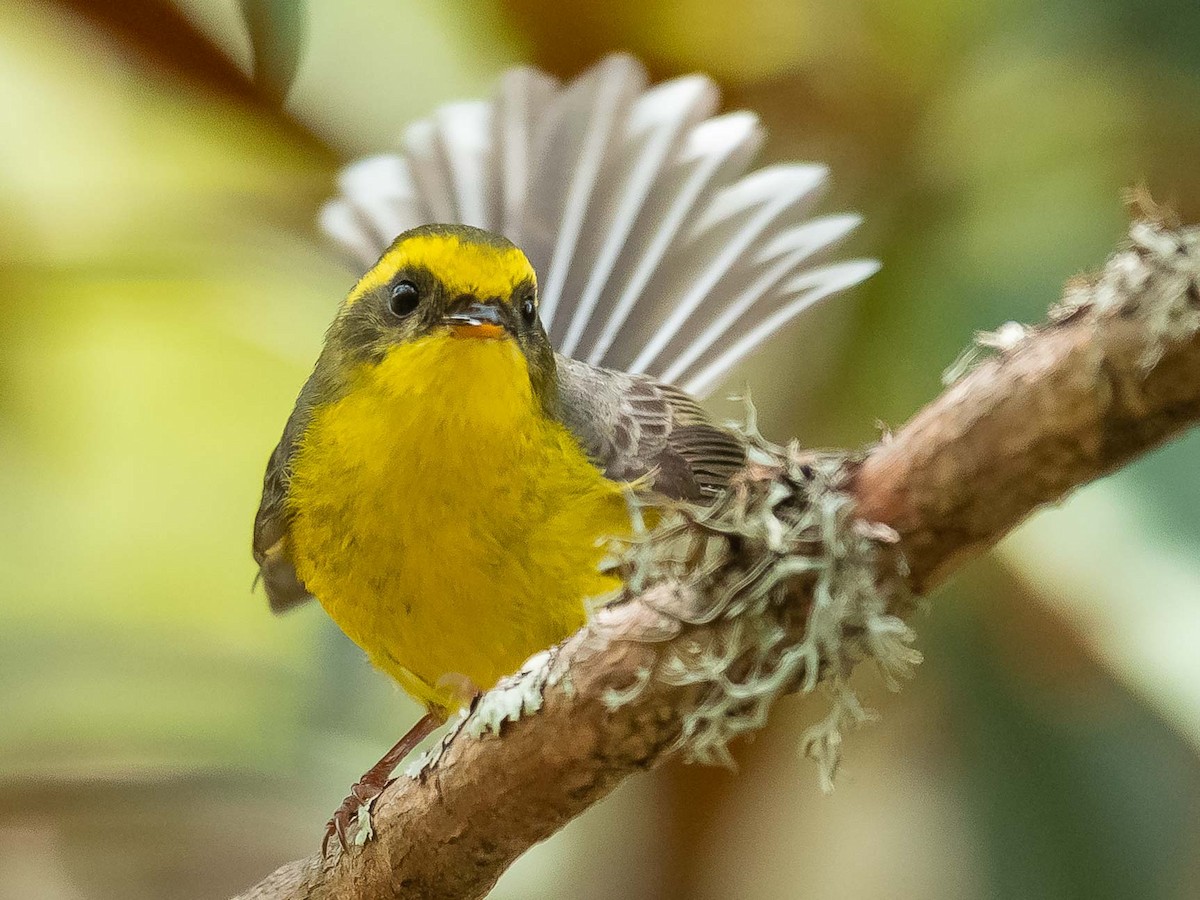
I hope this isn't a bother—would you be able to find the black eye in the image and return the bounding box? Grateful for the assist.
[520,296,536,324]
[389,280,420,317]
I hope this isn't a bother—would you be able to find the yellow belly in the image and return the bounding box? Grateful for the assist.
[286,333,631,712]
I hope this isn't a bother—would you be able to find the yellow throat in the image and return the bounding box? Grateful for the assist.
[286,332,632,712]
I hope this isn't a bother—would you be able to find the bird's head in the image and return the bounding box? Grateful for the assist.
[316,224,558,412]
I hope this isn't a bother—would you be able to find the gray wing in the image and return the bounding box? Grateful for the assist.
[555,355,745,501]
[319,54,877,400]
[252,394,317,614]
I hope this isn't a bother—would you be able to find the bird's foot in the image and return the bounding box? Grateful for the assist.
[320,711,442,858]
[321,771,389,856]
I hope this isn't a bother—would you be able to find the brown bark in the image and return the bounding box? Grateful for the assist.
[237,216,1200,899]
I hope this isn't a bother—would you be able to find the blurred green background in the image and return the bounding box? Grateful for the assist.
[2,0,1200,897]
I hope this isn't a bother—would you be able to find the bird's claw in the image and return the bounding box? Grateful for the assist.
[321,777,389,857]
[318,712,442,859]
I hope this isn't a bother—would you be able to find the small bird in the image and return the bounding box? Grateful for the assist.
[253,54,876,853]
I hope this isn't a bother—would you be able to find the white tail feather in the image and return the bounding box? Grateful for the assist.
[319,200,377,269]
[557,75,719,357]
[682,260,882,397]
[495,67,558,243]
[435,101,497,230]
[581,111,763,367]
[320,55,877,398]
[626,163,828,375]
[534,55,647,331]
[658,214,863,384]
[338,155,426,242]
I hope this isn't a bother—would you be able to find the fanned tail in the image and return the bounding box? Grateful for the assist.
[319,54,877,399]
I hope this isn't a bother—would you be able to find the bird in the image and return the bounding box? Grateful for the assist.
[252,53,877,854]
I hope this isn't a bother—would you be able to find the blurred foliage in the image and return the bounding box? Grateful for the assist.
[239,0,306,103]
[2,0,1199,897]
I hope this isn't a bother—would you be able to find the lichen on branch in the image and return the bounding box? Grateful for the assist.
[605,424,919,780]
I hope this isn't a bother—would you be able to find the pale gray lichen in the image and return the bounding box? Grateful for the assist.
[465,650,553,739]
[404,652,557,779]
[404,707,469,779]
[405,653,558,779]
[553,666,577,700]
[611,399,920,784]
[353,801,376,846]
[942,320,1029,385]
[601,665,652,710]
[1061,220,1200,369]
[946,221,1200,388]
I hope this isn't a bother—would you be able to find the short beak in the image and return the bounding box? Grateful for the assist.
[441,301,510,339]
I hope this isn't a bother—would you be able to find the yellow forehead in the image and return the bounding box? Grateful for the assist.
[347,234,535,306]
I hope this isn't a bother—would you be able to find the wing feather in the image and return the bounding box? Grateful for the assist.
[435,100,499,230]
[555,356,745,501]
[253,405,315,613]
[494,66,559,244]
[318,199,382,270]
[403,118,459,223]
[556,74,720,357]
[528,55,647,332]
[656,213,862,384]
[622,163,829,376]
[318,55,876,399]
[580,111,763,366]
[681,259,882,397]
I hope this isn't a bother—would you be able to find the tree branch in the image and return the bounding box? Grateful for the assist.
[237,214,1200,900]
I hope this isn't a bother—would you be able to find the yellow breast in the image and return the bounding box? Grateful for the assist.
[286,333,631,712]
